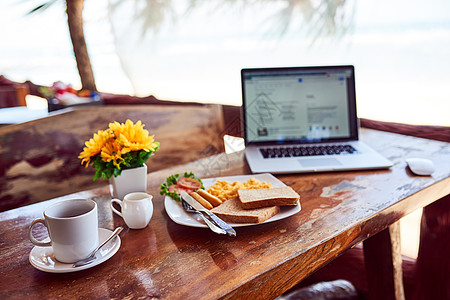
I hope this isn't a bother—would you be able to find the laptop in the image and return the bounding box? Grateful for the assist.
[241,65,393,174]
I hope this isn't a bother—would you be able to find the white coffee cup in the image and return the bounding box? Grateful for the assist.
[28,199,99,263]
[111,192,153,229]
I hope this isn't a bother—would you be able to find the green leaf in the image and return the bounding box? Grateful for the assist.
[93,170,102,181]
[87,149,157,181]
[113,168,122,177]
[105,168,113,179]
[141,151,151,163]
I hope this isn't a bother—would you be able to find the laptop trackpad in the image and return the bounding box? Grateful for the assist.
[298,157,341,168]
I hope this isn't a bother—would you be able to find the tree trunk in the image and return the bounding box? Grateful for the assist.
[66,0,97,91]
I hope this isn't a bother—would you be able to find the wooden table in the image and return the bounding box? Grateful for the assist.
[1,129,449,300]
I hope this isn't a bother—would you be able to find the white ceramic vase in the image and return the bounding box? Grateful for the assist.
[109,164,147,200]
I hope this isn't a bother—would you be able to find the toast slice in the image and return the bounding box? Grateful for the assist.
[210,198,280,223]
[238,186,300,209]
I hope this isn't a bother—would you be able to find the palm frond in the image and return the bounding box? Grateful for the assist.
[27,0,59,15]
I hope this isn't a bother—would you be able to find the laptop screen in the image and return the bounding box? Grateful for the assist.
[241,65,358,145]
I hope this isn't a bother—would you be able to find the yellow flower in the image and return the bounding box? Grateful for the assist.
[100,140,130,168]
[110,119,157,152]
[78,130,108,167]
[79,119,159,179]
[108,121,125,138]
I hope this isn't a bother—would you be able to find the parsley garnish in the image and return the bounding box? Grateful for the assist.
[160,171,204,201]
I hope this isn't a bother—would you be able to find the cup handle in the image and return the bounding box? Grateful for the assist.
[28,218,52,247]
[111,199,123,217]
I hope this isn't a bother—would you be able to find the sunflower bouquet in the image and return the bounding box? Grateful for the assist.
[79,119,159,180]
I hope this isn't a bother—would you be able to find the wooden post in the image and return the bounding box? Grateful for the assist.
[363,221,405,300]
[16,85,28,106]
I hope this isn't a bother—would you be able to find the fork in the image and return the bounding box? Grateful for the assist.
[181,198,226,235]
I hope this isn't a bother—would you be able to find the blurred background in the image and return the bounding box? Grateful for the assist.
[1,0,449,126]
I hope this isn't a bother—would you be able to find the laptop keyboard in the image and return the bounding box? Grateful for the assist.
[259,144,357,159]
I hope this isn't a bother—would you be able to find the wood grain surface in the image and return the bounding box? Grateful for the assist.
[0,105,224,211]
[0,129,449,299]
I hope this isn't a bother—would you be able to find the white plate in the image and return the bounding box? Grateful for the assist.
[29,228,121,273]
[164,173,301,228]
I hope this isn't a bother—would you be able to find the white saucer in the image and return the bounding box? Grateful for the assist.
[29,228,121,273]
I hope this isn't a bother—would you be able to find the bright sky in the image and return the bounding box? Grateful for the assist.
[1,0,449,125]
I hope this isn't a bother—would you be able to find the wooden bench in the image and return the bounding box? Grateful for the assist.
[0,104,225,211]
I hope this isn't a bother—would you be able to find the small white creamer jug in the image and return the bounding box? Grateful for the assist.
[111,192,153,229]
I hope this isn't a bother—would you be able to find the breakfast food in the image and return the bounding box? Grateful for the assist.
[210,198,280,223]
[163,174,300,224]
[196,189,222,207]
[168,184,193,195]
[177,177,202,190]
[207,178,272,202]
[160,172,203,201]
[237,186,300,209]
[190,191,213,210]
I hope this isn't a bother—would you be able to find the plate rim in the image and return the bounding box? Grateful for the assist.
[164,173,301,228]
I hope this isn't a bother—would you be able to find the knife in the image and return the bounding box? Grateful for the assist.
[181,196,226,235]
[181,191,236,237]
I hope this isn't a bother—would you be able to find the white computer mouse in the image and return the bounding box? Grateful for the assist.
[406,158,435,176]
